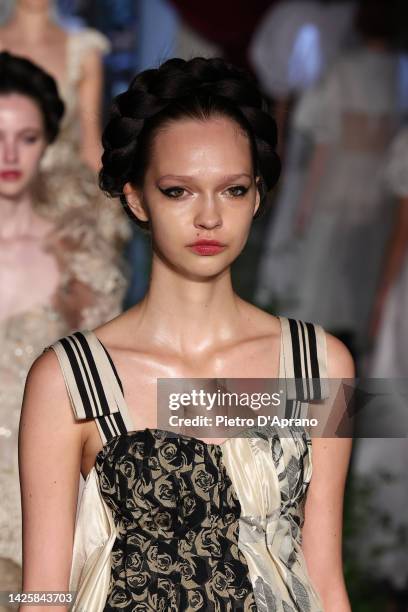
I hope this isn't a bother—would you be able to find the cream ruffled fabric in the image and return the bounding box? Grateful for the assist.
[221,434,324,611]
[39,27,131,253]
[69,468,117,611]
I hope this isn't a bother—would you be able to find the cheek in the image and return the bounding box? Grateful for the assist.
[149,208,187,250]
[23,144,46,175]
[149,199,190,233]
[224,199,256,232]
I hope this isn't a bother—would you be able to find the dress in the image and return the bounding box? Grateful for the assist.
[0,202,129,582]
[348,128,408,591]
[39,27,131,248]
[253,4,354,310]
[369,126,408,378]
[47,316,329,611]
[264,48,402,353]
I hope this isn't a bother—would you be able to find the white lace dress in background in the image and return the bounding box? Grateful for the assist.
[40,27,131,249]
[0,196,129,583]
[369,127,408,377]
[349,129,408,592]
[266,48,402,353]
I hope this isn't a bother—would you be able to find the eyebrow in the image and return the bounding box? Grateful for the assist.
[0,127,42,134]
[157,173,253,182]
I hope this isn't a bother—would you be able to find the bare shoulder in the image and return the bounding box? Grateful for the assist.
[26,347,65,394]
[22,348,79,434]
[323,330,356,378]
[237,299,282,337]
[25,348,61,393]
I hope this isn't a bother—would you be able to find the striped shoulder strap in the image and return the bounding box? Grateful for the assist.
[45,330,134,444]
[279,317,329,403]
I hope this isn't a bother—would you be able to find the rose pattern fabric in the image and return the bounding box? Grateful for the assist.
[95,429,257,611]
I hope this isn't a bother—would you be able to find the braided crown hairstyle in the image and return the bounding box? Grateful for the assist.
[100,57,281,230]
[0,51,64,143]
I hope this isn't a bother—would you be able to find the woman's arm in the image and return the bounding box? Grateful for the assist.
[302,333,355,611]
[18,350,84,611]
[77,46,104,172]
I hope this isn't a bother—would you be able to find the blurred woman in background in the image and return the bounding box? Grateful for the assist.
[252,0,355,309]
[249,0,355,154]
[0,0,107,171]
[348,128,408,612]
[0,51,128,597]
[369,126,408,369]
[0,0,131,249]
[255,0,404,367]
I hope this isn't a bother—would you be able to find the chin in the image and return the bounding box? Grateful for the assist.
[156,245,237,277]
[0,182,28,200]
[182,259,234,280]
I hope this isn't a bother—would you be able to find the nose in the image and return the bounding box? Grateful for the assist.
[2,138,18,164]
[193,195,223,231]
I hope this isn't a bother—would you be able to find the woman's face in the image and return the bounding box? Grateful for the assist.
[0,94,47,200]
[126,116,260,280]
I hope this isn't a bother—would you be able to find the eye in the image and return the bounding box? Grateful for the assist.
[225,185,249,197]
[159,186,186,199]
[22,134,40,144]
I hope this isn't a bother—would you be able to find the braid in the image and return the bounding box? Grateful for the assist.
[100,57,280,228]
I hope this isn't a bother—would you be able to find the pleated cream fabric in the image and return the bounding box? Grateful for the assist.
[221,434,324,611]
[220,318,328,611]
[68,468,117,611]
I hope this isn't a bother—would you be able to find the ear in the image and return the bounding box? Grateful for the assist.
[253,176,261,216]
[123,182,149,223]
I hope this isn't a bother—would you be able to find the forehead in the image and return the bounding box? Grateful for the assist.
[149,116,253,176]
[0,94,43,127]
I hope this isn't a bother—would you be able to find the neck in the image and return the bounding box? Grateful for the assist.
[8,5,53,42]
[0,192,39,239]
[134,253,246,354]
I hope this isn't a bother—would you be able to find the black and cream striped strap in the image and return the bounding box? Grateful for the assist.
[46,330,134,444]
[279,317,329,402]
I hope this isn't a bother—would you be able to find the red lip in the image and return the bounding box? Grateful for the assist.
[187,239,226,256]
[0,170,22,181]
[188,239,225,246]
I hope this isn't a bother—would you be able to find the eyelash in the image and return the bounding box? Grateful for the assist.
[23,135,40,144]
[159,185,249,199]
[226,185,249,197]
[160,187,186,199]
[0,134,40,144]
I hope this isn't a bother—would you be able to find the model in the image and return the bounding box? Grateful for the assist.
[19,57,354,612]
[0,51,128,594]
[255,0,403,363]
[0,0,131,248]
